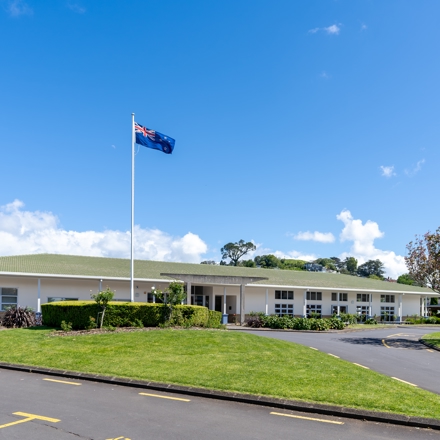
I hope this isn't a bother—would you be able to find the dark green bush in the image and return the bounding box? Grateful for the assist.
[41,301,219,330]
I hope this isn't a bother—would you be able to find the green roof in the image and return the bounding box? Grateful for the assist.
[0,254,434,295]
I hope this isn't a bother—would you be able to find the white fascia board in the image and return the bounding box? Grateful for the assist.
[247,283,438,296]
[0,271,169,284]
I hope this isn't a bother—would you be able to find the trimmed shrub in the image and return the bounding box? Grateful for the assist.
[41,301,218,330]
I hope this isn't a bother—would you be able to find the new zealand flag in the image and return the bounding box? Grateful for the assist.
[134,122,175,155]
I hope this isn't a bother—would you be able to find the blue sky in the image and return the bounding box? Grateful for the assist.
[1,0,438,277]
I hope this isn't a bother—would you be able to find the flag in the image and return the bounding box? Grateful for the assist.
[134,122,175,155]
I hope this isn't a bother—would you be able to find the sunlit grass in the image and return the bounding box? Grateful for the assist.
[0,327,439,419]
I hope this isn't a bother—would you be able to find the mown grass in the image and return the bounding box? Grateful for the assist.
[421,332,440,348]
[0,327,439,419]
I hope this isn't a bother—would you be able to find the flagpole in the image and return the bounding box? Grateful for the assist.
[130,113,135,302]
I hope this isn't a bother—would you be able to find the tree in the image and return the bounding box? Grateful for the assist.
[357,259,385,279]
[91,288,114,328]
[200,260,216,265]
[240,259,256,268]
[397,273,415,286]
[314,258,337,271]
[405,227,440,293]
[280,259,306,271]
[254,254,281,269]
[220,240,256,266]
[345,257,358,274]
[154,281,187,322]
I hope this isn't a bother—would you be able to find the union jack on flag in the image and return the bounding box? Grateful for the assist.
[134,121,175,155]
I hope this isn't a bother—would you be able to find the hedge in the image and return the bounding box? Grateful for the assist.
[41,301,222,330]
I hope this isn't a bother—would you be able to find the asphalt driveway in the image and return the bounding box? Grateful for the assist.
[239,326,440,394]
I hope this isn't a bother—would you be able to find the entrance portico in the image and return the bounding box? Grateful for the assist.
[160,273,267,324]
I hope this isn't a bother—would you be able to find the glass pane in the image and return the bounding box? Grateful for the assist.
[1,288,17,296]
[1,296,17,303]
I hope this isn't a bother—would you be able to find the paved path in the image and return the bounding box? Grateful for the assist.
[0,368,437,440]
[241,327,440,394]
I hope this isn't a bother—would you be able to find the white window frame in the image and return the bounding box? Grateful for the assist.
[380,306,395,321]
[274,303,294,317]
[357,294,370,302]
[306,292,322,301]
[1,287,18,311]
[306,304,322,317]
[380,295,395,303]
[275,290,294,300]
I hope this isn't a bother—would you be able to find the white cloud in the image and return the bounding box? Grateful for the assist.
[380,165,396,178]
[324,24,340,35]
[319,71,330,79]
[336,210,406,278]
[361,24,368,31]
[0,200,207,263]
[404,159,425,177]
[293,231,335,243]
[6,0,32,16]
[273,250,317,262]
[66,2,85,13]
[308,24,341,35]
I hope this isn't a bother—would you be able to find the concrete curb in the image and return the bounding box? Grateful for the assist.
[419,339,440,352]
[0,362,439,431]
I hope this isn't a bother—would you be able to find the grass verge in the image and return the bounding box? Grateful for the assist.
[421,332,440,349]
[0,327,439,419]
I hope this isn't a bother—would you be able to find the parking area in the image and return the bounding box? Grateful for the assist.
[243,326,440,394]
[0,368,438,440]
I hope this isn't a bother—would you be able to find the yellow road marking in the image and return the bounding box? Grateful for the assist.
[427,349,434,353]
[0,412,60,429]
[382,339,391,348]
[353,363,369,369]
[270,412,344,425]
[328,353,340,358]
[309,347,318,350]
[386,333,403,338]
[139,392,190,402]
[391,377,417,387]
[43,378,81,386]
[105,437,131,440]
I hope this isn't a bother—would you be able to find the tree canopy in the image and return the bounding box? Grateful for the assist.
[357,259,385,279]
[220,240,256,266]
[405,227,440,293]
[254,254,281,269]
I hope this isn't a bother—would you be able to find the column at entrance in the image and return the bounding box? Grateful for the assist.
[186,281,191,306]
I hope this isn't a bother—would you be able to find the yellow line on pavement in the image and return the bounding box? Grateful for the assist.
[0,412,60,429]
[353,363,369,369]
[386,333,403,338]
[139,392,190,402]
[309,347,318,350]
[391,377,417,387]
[43,378,81,386]
[270,412,344,425]
[427,349,434,353]
[382,339,391,348]
[328,353,340,358]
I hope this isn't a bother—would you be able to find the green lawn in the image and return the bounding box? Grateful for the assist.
[421,332,440,348]
[0,327,439,419]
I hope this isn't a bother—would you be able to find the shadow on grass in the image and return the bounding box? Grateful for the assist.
[21,326,55,331]
[338,337,427,350]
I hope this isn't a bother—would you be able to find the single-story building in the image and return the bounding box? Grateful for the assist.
[0,254,437,324]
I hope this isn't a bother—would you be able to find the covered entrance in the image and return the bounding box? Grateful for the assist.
[160,272,267,325]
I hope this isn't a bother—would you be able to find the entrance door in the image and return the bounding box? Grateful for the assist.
[215,296,222,312]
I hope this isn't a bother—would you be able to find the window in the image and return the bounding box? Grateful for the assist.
[1,288,17,311]
[275,304,294,317]
[47,297,78,303]
[306,291,322,301]
[331,292,347,301]
[357,294,370,302]
[331,305,347,315]
[306,304,321,317]
[381,306,395,321]
[275,290,294,300]
[380,295,395,303]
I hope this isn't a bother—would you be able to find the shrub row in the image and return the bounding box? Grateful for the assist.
[246,313,345,331]
[405,315,440,325]
[41,301,222,330]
